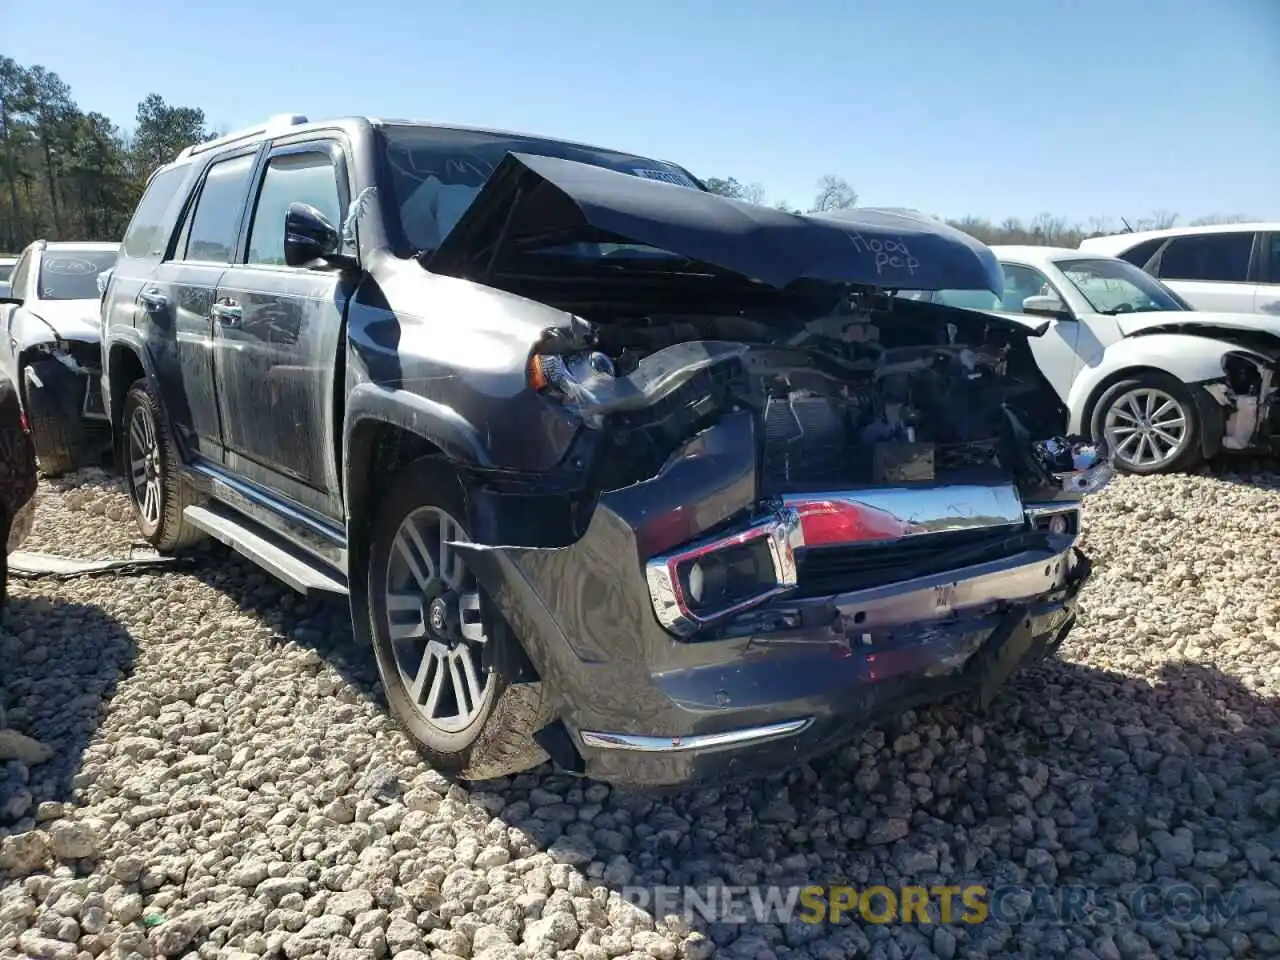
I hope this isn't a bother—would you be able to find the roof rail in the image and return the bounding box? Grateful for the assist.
[175,113,310,162]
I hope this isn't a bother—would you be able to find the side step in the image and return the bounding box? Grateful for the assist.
[183,504,349,597]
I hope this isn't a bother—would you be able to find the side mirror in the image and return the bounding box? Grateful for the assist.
[284,202,343,268]
[1022,294,1071,319]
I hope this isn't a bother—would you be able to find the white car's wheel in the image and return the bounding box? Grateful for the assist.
[1092,373,1201,475]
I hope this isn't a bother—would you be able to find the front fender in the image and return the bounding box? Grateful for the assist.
[10,310,60,356]
[1066,333,1245,434]
[344,381,494,470]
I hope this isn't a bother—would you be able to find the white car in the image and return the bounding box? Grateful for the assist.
[0,240,121,476]
[1079,223,1280,317]
[903,245,1280,475]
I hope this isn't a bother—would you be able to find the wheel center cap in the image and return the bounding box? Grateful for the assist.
[428,597,449,633]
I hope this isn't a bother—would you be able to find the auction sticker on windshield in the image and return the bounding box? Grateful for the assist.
[42,256,102,275]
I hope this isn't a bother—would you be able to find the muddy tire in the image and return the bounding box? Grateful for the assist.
[122,378,206,552]
[366,456,553,780]
[23,360,80,478]
[1091,373,1202,475]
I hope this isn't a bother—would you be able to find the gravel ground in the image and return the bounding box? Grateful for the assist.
[1,465,1279,960]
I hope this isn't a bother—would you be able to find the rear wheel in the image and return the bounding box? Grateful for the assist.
[367,457,552,780]
[23,360,80,478]
[122,379,205,551]
[1092,373,1202,475]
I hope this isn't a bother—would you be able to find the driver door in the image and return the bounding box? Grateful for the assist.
[995,261,1082,404]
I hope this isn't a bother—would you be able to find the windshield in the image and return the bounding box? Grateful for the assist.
[37,250,118,301]
[378,125,701,256]
[1055,257,1187,314]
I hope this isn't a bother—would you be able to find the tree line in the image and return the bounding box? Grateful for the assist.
[0,55,1258,255]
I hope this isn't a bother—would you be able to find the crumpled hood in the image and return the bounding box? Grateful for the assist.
[426,152,1005,295]
[24,299,102,343]
[1116,310,1280,340]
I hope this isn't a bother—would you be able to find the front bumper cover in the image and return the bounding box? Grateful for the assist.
[457,417,1108,789]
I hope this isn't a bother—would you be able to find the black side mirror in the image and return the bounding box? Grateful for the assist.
[284,202,349,268]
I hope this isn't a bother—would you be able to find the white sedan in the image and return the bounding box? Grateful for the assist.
[902,245,1279,474]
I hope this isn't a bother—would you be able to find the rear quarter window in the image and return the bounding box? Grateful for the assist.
[1114,237,1165,271]
[121,165,190,260]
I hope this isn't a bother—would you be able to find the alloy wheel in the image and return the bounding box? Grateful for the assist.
[127,404,163,527]
[1103,387,1189,470]
[383,505,492,734]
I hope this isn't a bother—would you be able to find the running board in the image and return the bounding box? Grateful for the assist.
[183,504,349,597]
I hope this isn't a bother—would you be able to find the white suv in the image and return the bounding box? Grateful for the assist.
[1079,223,1279,317]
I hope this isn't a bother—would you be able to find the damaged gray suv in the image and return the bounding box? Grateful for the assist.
[101,115,1113,788]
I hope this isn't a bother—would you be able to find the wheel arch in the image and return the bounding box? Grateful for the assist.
[1070,334,1237,436]
[1078,364,1187,440]
[342,412,542,688]
[105,338,154,469]
[343,411,451,652]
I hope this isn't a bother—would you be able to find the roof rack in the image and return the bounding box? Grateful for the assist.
[175,114,310,162]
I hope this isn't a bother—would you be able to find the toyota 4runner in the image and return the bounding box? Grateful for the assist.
[100,114,1112,788]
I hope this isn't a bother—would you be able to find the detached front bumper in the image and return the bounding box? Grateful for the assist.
[462,416,1107,789]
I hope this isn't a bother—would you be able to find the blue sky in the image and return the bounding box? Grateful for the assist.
[6,0,1278,225]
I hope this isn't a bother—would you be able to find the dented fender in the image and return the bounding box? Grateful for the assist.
[344,381,495,468]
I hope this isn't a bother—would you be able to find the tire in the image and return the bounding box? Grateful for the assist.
[121,378,206,551]
[366,456,554,780]
[23,360,81,478]
[1091,373,1202,475]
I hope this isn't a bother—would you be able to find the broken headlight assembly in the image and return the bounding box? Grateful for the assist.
[1219,351,1276,452]
[1032,436,1114,495]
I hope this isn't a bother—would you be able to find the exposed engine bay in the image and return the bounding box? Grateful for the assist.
[529,292,1096,499]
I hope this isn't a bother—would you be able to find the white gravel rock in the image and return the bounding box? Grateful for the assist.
[3,466,1280,959]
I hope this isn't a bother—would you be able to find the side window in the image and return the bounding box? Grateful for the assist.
[998,263,1058,313]
[1267,234,1280,282]
[121,165,189,260]
[246,151,343,266]
[181,154,257,264]
[8,252,32,299]
[1115,237,1165,270]
[1157,233,1254,284]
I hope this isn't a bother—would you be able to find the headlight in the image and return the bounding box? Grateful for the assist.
[527,350,615,394]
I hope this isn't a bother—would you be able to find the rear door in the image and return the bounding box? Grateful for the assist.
[211,138,351,521]
[1148,230,1261,312]
[141,148,260,462]
[1257,232,1280,316]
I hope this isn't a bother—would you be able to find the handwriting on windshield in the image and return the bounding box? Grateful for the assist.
[849,233,920,276]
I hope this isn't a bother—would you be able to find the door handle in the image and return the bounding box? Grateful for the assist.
[139,288,168,311]
[211,300,242,327]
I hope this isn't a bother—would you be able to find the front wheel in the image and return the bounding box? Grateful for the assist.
[366,457,553,780]
[1092,373,1202,475]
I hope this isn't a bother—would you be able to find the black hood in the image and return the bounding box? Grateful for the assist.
[426,152,1004,294]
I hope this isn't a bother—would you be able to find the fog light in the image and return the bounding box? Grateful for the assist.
[688,562,704,603]
[1048,514,1068,536]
